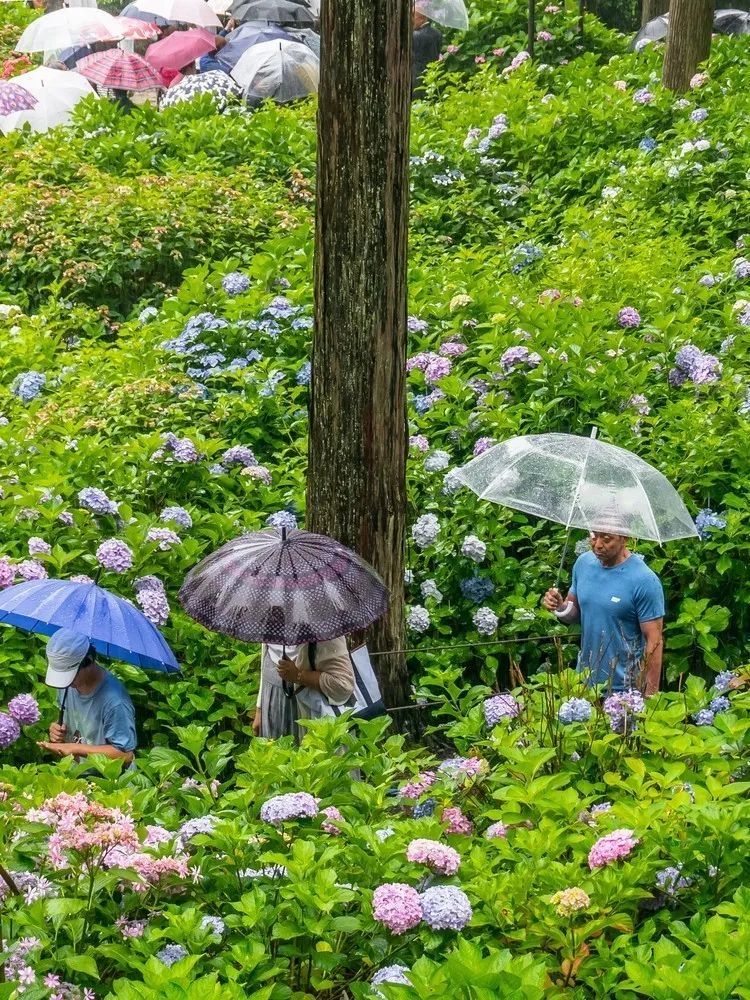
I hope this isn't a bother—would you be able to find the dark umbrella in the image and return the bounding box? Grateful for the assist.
[230,0,315,26]
[160,69,241,110]
[713,8,750,34]
[216,22,291,70]
[179,527,389,645]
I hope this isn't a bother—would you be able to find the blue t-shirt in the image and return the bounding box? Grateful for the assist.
[57,670,137,753]
[570,551,665,691]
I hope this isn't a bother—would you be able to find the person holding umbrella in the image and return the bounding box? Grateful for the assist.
[37,627,137,764]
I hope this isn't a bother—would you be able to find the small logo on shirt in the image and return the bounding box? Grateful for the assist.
[610,596,621,603]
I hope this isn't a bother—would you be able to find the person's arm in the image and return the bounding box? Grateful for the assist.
[543,588,580,624]
[277,639,355,705]
[37,741,133,764]
[641,618,664,697]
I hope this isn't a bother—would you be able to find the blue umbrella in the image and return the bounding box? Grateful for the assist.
[0,579,179,673]
[217,23,291,71]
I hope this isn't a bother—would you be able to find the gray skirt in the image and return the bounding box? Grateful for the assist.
[259,653,299,741]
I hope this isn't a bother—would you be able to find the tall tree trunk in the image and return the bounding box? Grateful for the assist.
[662,0,714,91]
[642,0,670,26]
[578,0,586,37]
[528,0,535,58]
[308,0,412,716]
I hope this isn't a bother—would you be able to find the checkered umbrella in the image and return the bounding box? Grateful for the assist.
[77,50,163,92]
[159,69,241,110]
[0,81,37,116]
[179,527,389,645]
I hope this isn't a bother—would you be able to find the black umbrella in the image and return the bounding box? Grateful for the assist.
[713,8,750,35]
[230,0,315,26]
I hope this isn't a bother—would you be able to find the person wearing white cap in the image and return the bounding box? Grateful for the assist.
[542,516,665,696]
[36,627,137,765]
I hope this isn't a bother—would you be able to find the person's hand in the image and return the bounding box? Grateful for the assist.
[276,657,301,683]
[252,709,261,736]
[542,588,563,612]
[49,723,67,743]
[37,741,70,757]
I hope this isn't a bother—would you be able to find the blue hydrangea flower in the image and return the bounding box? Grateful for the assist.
[693,708,715,726]
[460,575,495,604]
[695,508,726,540]
[558,697,593,724]
[11,371,46,403]
[412,797,437,819]
[222,272,250,296]
[510,242,543,273]
[296,361,311,386]
[709,696,730,714]
[713,670,735,693]
[638,136,657,152]
[267,510,298,531]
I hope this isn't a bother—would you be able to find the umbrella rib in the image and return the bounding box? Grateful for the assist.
[632,473,661,543]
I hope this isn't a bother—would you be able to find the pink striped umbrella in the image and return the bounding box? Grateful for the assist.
[115,16,161,40]
[146,27,216,71]
[0,81,38,116]
[77,50,163,91]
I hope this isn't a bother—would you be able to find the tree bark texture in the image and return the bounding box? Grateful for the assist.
[662,0,714,91]
[309,0,412,715]
[642,0,670,26]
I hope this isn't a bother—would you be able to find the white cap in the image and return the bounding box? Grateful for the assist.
[45,628,92,689]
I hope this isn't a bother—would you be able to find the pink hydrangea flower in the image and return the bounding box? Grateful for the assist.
[613,80,627,91]
[475,54,486,63]
[0,558,14,589]
[690,72,709,89]
[17,559,48,581]
[406,838,461,876]
[439,341,467,357]
[588,828,639,869]
[485,821,508,840]
[372,883,423,934]
[441,806,473,836]
[409,435,430,452]
[321,806,344,835]
[400,771,436,800]
[537,30,553,41]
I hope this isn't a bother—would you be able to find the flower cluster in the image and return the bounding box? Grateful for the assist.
[221,272,250,295]
[617,306,641,328]
[406,605,430,633]
[441,806,473,836]
[406,838,461,876]
[603,690,645,734]
[473,606,498,635]
[78,487,119,516]
[668,344,722,387]
[499,345,542,373]
[588,829,638,869]
[551,887,590,917]
[96,538,134,573]
[695,508,726,540]
[558,697,593,724]
[484,821,508,840]
[399,771,436,800]
[134,576,170,626]
[160,506,192,529]
[321,806,344,835]
[260,792,318,825]
[10,370,46,402]
[420,885,473,930]
[412,513,440,549]
[146,527,181,551]
[372,883,423,934]
[484,694,520,726]
[460,535,486,562]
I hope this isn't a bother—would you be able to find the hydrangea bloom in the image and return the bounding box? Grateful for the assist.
[266,510,297,532]
[633,88,654,104]
[460,574,494,604]
[710,696,731,714]
[438,756,485,780]
[484,694,520,726]
[484,821,508,840]
[406,838,461,875]
[690,107,708,123]
[420,579,443,602]
[693,708,715,726]
[420,885,472,930]
[671,344,722,387]
[159,433,200,464]
[424,450,450,472]
[461,535,486,562]
[714,670,735,694]
[242,465,272,484]
[406,605,430,633]
[656,865,692,893]
[442,469,464,495]
[473,436,495,456]
[200,915,226,936]
[558,697,593,724]
[160,506,192,529]
[134,576,170,627]
[321,806,344,835]
[146,528,181,551]
[690,72,709,89]
[591,802,613,817]
[260,792,318,825]
[409,434,429,452]
[639,136,657,152]
[222,445,257,467]
[222,272,250,295]
[473,606,498,635]
[10,371,46,402]
[500,346,542,373]
[441,806,473,835]
[412,513,440,549]
[695,508,726,540]
[157,944,189,967]
[400,771,436,799]
[618,307,641,328]
[0,711,21,748]
[412,797,437,819]
[138,306,157,324]
[116,917,148,938]
[588,829,638,869]
[78,487,118,516]
[371,965,411,989]
[551,887,590,917]
[7,694,40,726]
[0,559,15,590]
[27,537,50,556]
[372,883,423,934]
[17,560,48,581]
[96,539,134,573]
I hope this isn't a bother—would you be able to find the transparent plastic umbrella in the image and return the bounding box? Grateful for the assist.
[16,8,125,51]
[415,0,469,30]
[455,430,698,583]
[230,38,318,102]
[632,14,669,49]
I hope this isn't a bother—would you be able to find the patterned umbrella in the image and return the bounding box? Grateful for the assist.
[77,50,164,91]
[0,81,38,116]
[159,69,241,109]
[179,528,389,645]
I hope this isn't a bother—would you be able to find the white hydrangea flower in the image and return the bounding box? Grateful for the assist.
[406,605,431,633]
[412,514,440,549]
[473,606,498,635]
[420,579,443,602]
[442,469,464,495]
[424,449,450,472]
[461,535,487,563]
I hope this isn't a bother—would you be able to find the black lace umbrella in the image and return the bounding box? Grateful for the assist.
[178,528,389,645]
[160,70,242,110]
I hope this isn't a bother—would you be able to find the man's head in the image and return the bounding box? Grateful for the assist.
[589,531,629,566]
[45,629,96,690]
[413,9,429,28]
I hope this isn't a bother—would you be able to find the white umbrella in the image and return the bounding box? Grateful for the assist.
[207,0,232,12]
[15,8,125,51]
[0,67,97,133]
[230,38,318,102]
[415,0,469,30]
[129,0,221,27]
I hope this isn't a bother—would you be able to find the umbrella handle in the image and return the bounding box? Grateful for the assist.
[281,642,295,699]
[57,687,69,728]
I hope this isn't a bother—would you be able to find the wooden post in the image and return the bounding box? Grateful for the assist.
[308,0,412,716]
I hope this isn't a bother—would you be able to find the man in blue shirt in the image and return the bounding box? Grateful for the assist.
[543,528,665,694]
[36,628,137,765]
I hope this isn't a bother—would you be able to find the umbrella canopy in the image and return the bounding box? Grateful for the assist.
[121,2,169,26]
[159,68,240,107]
[179,528,389,645]
[216,22,291,70]
[129,0,221,27]
[146,27,216,69]
[115,15,161,39]
[0,579,179,672]
[16,8,125,51]
[230,37,318,102]
[0,67,96,133]
[207,0,232,11]
[230,0,315,26]
[415,0,469,30]
[77,49,163,90]
[713,8,750,34]
[0,81,37,116]
[632,14,669,49]
[455,433,699,544]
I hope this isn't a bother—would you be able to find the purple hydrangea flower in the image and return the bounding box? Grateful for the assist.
[656,865,692,893]
[222,445,257,467]
[96,539,134,574]
[146,528,181,551]
[0,712,21,748]
[633,88,654,105]
[406,838,461,876]
[372,883,423,934]
[420,885,473,931]
[714,670,735,693]
[473,437,495,456]
[709,695,730,714]
[27,537,50,556]
[134,577,169,626]
[693,708,715,726]
[408,316,429,333]
[156,944,189,967]
[177,815,218,844]
[406,606,430,633]
[409,435,429,452]
[7,694,40,726]
[221,272,250,295]
[266,510,297,531]
[160,506,192,530]
[17,560,47,581]
[603,691,645,734]
[371,965,411,989]
[260,792,319,825]
[78,488,119,516]
[159,433,200,463]
[484,694,520,726]
[243,466,272,485]
[500,346,541,373]
[618,307,641,328]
